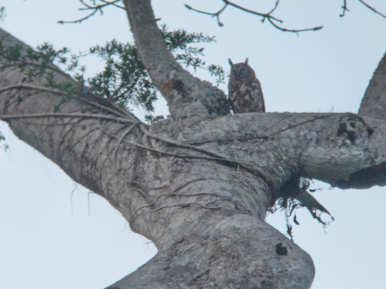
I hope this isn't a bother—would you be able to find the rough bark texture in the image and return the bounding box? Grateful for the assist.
[359,52,386,119]
[123,0,230,120]
[1,2,386,289]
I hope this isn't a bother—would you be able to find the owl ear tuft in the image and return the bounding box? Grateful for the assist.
[244,58,249,64]
[228,58,234,67]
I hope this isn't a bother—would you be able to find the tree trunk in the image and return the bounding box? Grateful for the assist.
[1,2,386,288]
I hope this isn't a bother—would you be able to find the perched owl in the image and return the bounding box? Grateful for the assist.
[228,58,265,113]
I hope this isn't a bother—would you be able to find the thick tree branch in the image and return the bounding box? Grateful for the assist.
[123,0,230,120]
[0,28,149,204]
[176,112,386,190]
[359,52,386,119]
[0,31,314,288]
[107,215,314,289]
[0,30,275,251]
[2,9,384,285]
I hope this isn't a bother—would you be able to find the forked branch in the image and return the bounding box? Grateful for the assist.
[123,0,230,119]
[340,0,386,18]
[185,0,323,33]
[358,0,386,18]
[186,0,386,31]
[58,0,125,24]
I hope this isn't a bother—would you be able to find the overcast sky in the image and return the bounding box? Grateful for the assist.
[0,1,386,288]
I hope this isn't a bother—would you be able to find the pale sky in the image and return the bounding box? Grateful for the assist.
[0,1,386,289]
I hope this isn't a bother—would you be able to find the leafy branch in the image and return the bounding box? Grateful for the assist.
[272,177,334,239]
[0,26,225,117]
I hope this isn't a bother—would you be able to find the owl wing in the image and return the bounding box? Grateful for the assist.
[229,86,240,113]
[249,79,265,113]
[228,79,242,113]
[230,80,265,113]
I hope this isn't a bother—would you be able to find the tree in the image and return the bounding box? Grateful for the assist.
[1,1,386,288]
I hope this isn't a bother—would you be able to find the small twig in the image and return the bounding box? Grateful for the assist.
[185,0,323,33]
[185,3,228,27]
[58,9,99,24]
[358,0,386,18]
[58,0,124,24]
[222,0,283,23]
[100,0,124,10]
[267,0,281,15]
[79,0,94,9]
[267,18,323,33]
[78,0,124,11]
[340,0,350,17]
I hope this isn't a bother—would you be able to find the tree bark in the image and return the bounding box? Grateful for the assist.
[123,0,230,120]
[359,52,386,119]
[1,4,386,289]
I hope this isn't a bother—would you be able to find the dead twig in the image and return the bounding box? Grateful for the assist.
[185,0,323,33]
[358,0,386,18]
[340,0,350,17]
[58,0,124,24]
[340,0,385,18]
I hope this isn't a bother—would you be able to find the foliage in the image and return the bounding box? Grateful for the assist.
[87,26,225,112]
[272,177,334,239]
[0,26,224,116]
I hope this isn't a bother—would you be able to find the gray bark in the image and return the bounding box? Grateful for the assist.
[359,52,386,119]
[1,2,385,289]
[123,0,230,120]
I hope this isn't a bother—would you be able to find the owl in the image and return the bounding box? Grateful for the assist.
[228,58,265,113]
